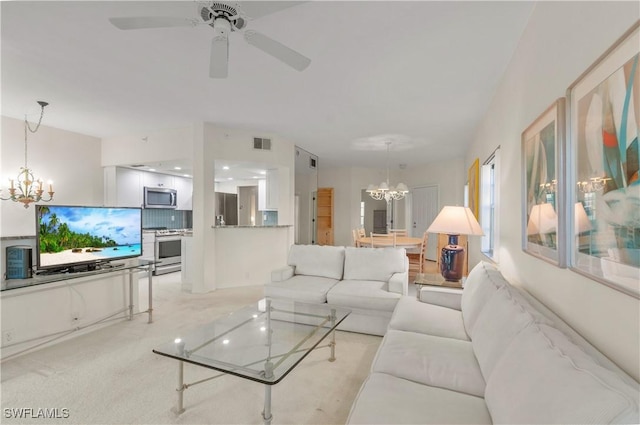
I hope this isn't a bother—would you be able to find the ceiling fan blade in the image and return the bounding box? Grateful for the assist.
[210,36,229,79]
[108,17,195,30]
[237,1,306,20]
[244,30,310,71]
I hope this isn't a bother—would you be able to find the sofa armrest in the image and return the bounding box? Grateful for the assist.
[419,286,463,310]
[388,259,409,295]
[271,266,294,282]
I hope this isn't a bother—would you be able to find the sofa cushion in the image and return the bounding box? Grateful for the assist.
[388,296,469,341]
[288,244,345,280]
[327,280,401,312]
[485,323,640,424]
[471,283,553,380]
[347,372,492,425]
[372,330,485,397]
[343,247,406,282]
[460,261,504,336]
[264,275,339,304]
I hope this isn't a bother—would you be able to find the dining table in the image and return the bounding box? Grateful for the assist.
[357,236,423,249]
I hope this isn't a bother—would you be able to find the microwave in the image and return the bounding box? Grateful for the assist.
[144,187,177,209]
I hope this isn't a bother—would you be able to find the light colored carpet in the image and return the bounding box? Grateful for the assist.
[1,273,382,424]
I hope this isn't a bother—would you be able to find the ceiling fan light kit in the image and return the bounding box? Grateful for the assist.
[108,1,310,79]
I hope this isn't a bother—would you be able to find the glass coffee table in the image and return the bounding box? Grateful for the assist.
[153,298,350,424]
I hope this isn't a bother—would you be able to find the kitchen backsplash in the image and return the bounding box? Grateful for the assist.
[262,211,278,226]
[143,209,192,229]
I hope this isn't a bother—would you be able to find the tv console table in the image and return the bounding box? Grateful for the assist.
[1,259,157,359]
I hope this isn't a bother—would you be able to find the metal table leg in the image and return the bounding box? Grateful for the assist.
[175,361,185,414]
[148,265,153,323]
[128,272,134,320]
[329,308,336,362]
[262,384,272,425]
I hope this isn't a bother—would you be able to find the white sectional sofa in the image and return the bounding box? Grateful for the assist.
[266,244,408,335]
[347,261,640,424]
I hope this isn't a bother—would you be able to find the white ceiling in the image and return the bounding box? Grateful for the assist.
[1,1,534,170]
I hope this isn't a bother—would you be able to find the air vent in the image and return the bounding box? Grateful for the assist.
[254,137,271,150]
[309,156,317,169]
[130,164,146,168]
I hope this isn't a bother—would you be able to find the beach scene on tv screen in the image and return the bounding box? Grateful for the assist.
[38,206,141,267]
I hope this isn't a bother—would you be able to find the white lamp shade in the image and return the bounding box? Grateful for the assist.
[378,181,389,191]
[527,203,557,235]
[575,202,592,234]
[366,184,377,192]
[427,206,484,236]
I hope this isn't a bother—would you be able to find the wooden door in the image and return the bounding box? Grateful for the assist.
[316,188,334,245]
[436,234,469,276]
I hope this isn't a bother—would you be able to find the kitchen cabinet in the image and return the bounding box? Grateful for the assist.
[110,167,193,210]
[173,176,193,210]
[143,172,174,189]
[141,231,156,261]
[115,168,143,208]
[258,169,278,211]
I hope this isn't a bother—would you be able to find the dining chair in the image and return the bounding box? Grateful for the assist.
[352,229,361,247]
[389,229,408,237]
[370,232,396,247]
[408,231,428,274]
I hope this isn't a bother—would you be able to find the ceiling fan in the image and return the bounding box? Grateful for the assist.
[108,1,311,78]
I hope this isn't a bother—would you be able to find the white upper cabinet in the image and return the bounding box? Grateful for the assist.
[258,169,278,211]
[142,172,174,189]
[173,176,193,210]
[115,168,143,208]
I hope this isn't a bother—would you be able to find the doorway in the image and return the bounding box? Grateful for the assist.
[410,185,439,260]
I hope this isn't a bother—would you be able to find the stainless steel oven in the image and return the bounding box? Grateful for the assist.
[154,234,182,275]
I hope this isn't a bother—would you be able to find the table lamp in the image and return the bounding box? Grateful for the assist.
[427,206,483,282]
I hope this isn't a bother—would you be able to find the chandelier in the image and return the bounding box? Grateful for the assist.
[1,101,55,208]
[366,141,409,203]
[577,176,610,193]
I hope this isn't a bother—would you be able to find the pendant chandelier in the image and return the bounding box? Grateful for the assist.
[366,141,409,203]
[1,101,55,208]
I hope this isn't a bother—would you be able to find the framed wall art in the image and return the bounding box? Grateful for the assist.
[522,98,566,266]
[468,158,479,219]
[567,21,640,298]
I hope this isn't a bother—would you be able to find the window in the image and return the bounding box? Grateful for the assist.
[481,147,500,260]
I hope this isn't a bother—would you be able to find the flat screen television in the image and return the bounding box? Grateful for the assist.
[35,205,142,272]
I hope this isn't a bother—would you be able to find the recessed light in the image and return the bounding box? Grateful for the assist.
[223,166,230,170]
[174,166,182,170]
[149,168,156,172]
[183,174,190,178]
[259,170,266,175]
[228,177,233,181]
[222,339,230,345]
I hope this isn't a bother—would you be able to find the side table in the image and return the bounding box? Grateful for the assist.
[414,273,463,298]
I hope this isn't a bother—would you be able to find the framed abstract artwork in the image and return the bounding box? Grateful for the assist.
[567,21,640,298]
[522,98,566,266]
[468,158,479,219]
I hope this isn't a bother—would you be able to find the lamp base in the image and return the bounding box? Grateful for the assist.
[440,234,464,282]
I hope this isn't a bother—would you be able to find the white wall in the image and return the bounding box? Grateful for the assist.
[1,116,103,237]
[319,158,464,247]
[190,123,295,293]
[101,126,194,167]
[466,1,640,381]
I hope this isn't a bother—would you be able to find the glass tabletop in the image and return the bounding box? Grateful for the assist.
[153,298,350,385]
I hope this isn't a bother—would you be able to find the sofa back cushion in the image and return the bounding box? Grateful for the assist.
[471,284,552,379]
[343,247,406,282]
[460,262,504,335]
[485,324,640,424]
[288,244,345,280]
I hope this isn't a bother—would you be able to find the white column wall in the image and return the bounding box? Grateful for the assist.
[466,1,640,381]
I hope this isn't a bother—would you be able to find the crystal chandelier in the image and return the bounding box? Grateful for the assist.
[577,176,610,193]
[1,101,55,208]
[366,141,409,203]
